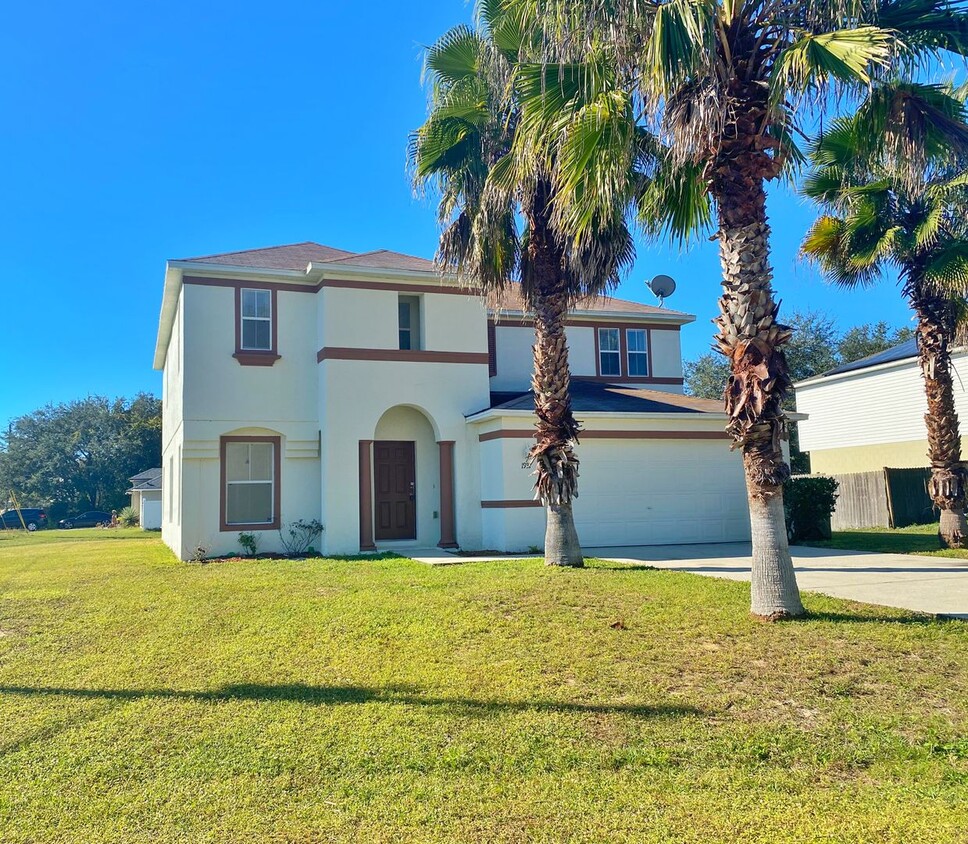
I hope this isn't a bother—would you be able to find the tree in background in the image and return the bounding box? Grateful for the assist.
[0,394,161,514]
[839,322,915,364]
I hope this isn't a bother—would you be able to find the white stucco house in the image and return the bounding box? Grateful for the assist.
[153,241,750,560]
[127,468,162,530]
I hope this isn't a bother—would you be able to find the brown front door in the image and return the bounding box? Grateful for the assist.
[374,441,416,540]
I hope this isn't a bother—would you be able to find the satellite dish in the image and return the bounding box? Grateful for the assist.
[647,274,677,307]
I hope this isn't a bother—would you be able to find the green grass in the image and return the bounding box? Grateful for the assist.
[804,523,968,560]
[1,532,966,843]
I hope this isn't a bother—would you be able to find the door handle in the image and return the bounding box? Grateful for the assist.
[409,481,415,501]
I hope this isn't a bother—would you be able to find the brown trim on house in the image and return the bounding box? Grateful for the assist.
[233,352,281,366]
[492,316,681,331]
[233,285,280,366]
[479,428,728,442]
[219,435,282,532]
[359,440,376,551]
[437,441,457,548]
[316,347,489,365]
[487,321,497,377]
[184,275,317,294]
[574,375,684,386]
[481,499,543,509]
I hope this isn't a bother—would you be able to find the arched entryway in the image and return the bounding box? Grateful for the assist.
[358,405,456,550]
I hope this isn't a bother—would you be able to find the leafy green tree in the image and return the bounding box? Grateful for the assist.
[838,322,914,363]
[0,394,161,513]
[802,81,968,547]
[411,3,640,565]
[525,0,968,618]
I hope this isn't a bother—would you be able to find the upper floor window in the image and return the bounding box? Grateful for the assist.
[241,289,272,351]
[598,328,621,376]
[399,295,422,350]
[627,329,649,376]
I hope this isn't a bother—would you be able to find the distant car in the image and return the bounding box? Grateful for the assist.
[58,511,112,529]
[0,508,48,531]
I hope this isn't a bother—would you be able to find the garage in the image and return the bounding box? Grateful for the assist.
[472,383,751,552]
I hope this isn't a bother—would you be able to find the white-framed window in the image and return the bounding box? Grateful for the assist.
[241,289,272,351]
[598,328,621,376]
[399,295,421,350]
[627,329,649,376]
[224,439,276,527]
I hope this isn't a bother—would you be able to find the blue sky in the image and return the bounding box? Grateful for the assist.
[0,1,916,430]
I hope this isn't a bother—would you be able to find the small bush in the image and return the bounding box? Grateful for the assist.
[279,520,324,556]
[118,506,139,528]
[784,475,839,543]
[238,532,259,557]
[189,545,207,563]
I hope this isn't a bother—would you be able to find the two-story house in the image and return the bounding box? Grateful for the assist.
[154,242,750,559]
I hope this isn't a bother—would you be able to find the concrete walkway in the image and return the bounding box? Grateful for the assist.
[408,543,968,618]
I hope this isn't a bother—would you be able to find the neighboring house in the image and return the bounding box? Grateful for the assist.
[795,339,968,474]
[153,241,751,560]
[128,468,163,530]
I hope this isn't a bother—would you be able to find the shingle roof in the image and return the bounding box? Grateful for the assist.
[821,338,918,377]
[178,242,435,273]
[128,467,162,492]
[492,286,688,318]
[176,243,687,317]
[488,381,723,414]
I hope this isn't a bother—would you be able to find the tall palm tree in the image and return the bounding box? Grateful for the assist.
[410,2,639,566]
[525,0,968,618]
[802,81,968,547]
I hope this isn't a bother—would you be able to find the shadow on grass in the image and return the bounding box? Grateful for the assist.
[0,682,702,718]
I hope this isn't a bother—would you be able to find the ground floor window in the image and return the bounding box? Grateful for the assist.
[220,436,280,530]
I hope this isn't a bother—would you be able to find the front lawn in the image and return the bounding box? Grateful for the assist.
[1,533,966,843]
[804,523,968,560]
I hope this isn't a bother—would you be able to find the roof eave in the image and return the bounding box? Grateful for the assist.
[490,308,694,325]
[465,407,730,423]
[310,261,452,283]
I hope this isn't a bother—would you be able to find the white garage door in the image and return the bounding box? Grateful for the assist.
[571,438,751,546]
[141,498,162,530]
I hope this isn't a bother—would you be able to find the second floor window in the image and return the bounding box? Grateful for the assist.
[241,289,272,351]
[598,328,621,376]
[627,329,649,376]
[399,295,421,350]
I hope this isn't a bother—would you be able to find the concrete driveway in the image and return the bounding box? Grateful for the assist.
[585,543,968,619]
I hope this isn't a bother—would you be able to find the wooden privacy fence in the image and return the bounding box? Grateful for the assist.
[807,468,934,530]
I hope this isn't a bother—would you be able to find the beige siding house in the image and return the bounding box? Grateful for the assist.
[154,241,750,560]
[795,340,968,473]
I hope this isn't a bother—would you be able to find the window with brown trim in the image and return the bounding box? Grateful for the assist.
[627,328,649,376]
[234,286,280,366]
[220,436,281,530]
[598,328,621,376]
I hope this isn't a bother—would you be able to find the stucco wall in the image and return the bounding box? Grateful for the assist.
[489,322,684,393]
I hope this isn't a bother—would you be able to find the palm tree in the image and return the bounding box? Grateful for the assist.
[802,81,968,547]
[410,2,639,565]
[526,0,968,618]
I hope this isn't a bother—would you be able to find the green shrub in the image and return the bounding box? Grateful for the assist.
[784,475,839,542]
[238,532,259,557]
[118,506,139,528]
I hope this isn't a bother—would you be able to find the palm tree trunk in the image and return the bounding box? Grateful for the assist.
[911,288,967,548]
[712,172,804,619]
[528,183,583,567]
